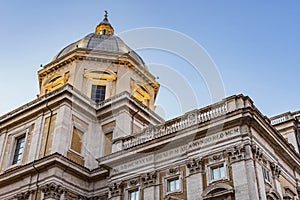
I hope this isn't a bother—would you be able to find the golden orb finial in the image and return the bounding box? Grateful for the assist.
[95,11,114,36]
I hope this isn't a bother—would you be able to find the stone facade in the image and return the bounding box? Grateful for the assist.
[0,14,300,200]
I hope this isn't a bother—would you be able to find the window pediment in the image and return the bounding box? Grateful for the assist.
[202,183,233,199]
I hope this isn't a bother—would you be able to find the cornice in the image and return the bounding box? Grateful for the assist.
[0,153,108,186]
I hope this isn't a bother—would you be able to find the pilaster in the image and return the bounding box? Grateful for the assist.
[142,171,157,200]
[252,144,267,200]
[271,162,283,199]
[186,158,202,200]
[108,182,122,200]
[227,144,259,200]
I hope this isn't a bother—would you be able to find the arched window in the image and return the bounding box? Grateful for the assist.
[132,82,151,106]
[44,72,69,94]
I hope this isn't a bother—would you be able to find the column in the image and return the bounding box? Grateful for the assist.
[109,182,122,200]
[227,144,259,200]
[186,158,203,200]
[271,162,283,199]
[142,171,158,200]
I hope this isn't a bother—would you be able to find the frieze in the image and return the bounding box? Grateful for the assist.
[112,127,240,175]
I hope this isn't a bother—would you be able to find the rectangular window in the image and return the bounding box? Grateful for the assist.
[211,164,225,180]
[129,190,139,200]
[91,85,106,103]
[263,167,272,183]
[12,136,26,165]
[167,178,180,192]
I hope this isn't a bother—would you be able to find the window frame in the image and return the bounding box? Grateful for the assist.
[128,189,140,200]
[7,128,30,168]
[163,171,183,197]
[211,164,226,180]
[262,166,272,185]
[167,177,181,193]
[206,160,229,185]
[91,85,106,103]
[124,186,141,200]
[12,135,26,165]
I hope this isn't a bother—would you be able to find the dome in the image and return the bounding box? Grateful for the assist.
[52,33,146,69]
[52,12,147,69]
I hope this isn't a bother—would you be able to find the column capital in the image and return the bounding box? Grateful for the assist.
[40,182,64,200]
[251,144,263,161]
[270,162,282,178]
[109,181,123,197]
[14,191,31,200]
[141,171,157,186]
[186,158,202,174]
[226,145,246,163]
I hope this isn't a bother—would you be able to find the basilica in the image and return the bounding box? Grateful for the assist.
[0,13,299,200]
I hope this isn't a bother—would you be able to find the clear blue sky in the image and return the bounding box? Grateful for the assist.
[0,1,299,119]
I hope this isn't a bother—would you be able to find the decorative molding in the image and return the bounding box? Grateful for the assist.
[167,166,180,175]
[14,191,31,200]
[251,144,263,160]
[166,196,184,200]
[208,153,224,164]
[40,182,64,200]
[226,145,246,162]
[128,178,140,187]
[108,182,122,197]
[270,162,282,178]
[186,158,202,174]
[79,195,108,200]
[202,183,234,199]
[266,188,281,200]
[141,171,157,186]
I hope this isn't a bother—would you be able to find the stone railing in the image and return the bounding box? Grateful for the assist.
[270,115,289,125]
[122,94,255,150]
[123,102,228,149]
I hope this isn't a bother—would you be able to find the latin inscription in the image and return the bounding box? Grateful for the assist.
[112,127,239,174]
